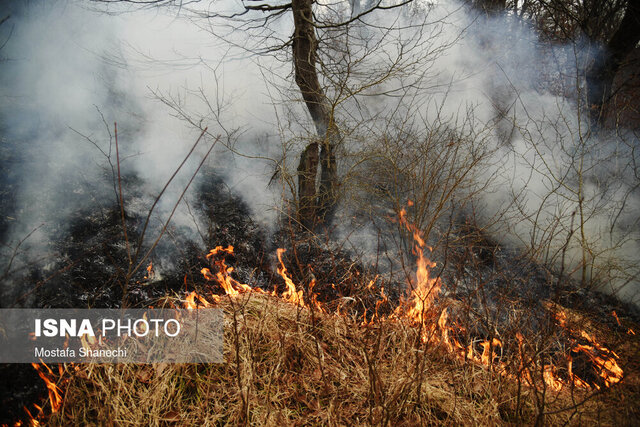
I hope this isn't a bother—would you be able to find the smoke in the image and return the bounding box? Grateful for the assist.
[0,0,638,304]
[443,9,640,303]
[0,0,285,278]
[326,1,639,303]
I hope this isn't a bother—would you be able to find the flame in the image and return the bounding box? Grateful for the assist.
[31,363,63,413]
[144,261,154,280]
[574,331,624,387]
[373,286,388,321]
[201,246,253,295]
[515,333,534,386]
[23,405,40,426]
[612,310,621,326]
[276,248,305,307]
[543,364,564,391]
[191,245,312,311]
[308,279,324,312]
[18,201,631,425]
[541,309,625,390]
[480,338,502,366]
[190,211,627,393]
[554,310,567,328]
[393,204,625,392]
[184,290,213,309]
[395,207,442,325]
[396,207,495,369]
[612,310,635,335]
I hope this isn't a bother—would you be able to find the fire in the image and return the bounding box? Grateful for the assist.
[395,205,509,371]
[144,261,154,280]
[392,202,625,392]
[575,331,624,388]
[543,364,564,391]
[612,310,621,326]
[25,363,70,425]
[612,310,636,335]
[188,245,310,311]
[395,207,441,325]
[24,204,626,425]
[374,285,388,321]
[276,248,305,307]
[184,290,215,309]
[480,338,502,366]
[554,310,567,328]
[531,308,625,390]
[200,245,253,296]
[31,363,63,413]
[186,246,310,311]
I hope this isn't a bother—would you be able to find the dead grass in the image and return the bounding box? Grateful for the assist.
[46,293,639,426]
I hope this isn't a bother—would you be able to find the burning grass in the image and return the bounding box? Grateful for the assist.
[11,202,640,425]
[44,293,506,425]
[37,291,638,426]
[20,206,639,425]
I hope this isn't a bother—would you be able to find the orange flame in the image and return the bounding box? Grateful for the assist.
[575,331,623,387]
[612,310,622,326]
[195,244,315,310]
[276,248,305,307]
[612,310,635,335]
[144,261,154,280]
[184,291,213,309]
[543,309,624,390]
[201,246,253,295]
[31,363,63,413]
[190,229,630,394]
[396,207,441,325]
[373,286,388,321]
[394,204,624,392]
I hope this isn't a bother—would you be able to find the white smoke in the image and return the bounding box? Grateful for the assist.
[0,0,637,303]
[0,0,285,263]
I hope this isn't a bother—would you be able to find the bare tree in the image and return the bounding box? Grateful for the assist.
[466,0,639,127]
[585,0,640,125]
[518,0,640,126]
[92,0,428,230]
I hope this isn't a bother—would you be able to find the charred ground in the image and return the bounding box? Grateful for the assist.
[0,163,639,424]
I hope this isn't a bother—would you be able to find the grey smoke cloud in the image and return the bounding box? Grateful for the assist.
[0,0,637,304]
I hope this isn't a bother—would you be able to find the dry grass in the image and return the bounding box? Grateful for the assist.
[46,292,639,426]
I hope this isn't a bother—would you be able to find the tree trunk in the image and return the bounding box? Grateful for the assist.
[292,0,339,229]
[297,142,318,229]
[586,0,640,126]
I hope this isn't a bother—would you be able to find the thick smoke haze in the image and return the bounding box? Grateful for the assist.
[0,0,638,303]
[0,1,285,268]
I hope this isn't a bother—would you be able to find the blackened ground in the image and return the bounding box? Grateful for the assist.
[441,217,640,330]
[0,168,274,424]
[1,162,639,422]
[271,235,402,316]
[193,171,272,289]
[0,364,47,425]
[434,214,640,389]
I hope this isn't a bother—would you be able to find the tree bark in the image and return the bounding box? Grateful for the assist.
[586,0,640,126]
[297,142,319,229]
[291,0,339,229]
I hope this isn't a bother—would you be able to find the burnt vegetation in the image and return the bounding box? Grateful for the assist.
[1,0,640,425]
